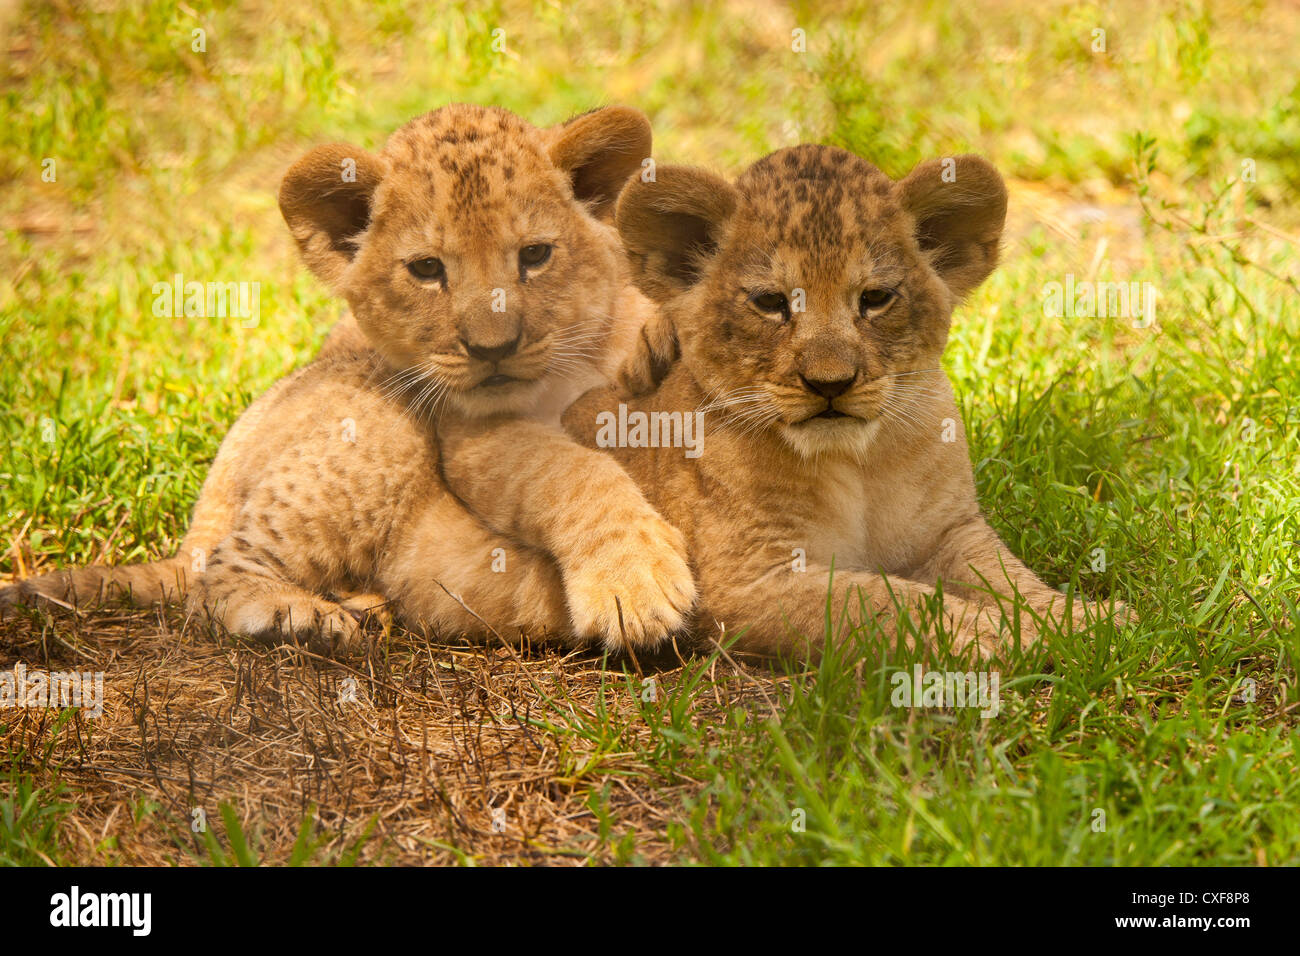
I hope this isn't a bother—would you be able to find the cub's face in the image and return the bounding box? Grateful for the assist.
[280,104,652,417]
[616,146,1007,458]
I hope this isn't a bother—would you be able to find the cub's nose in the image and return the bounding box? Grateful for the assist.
[464,335,522,363]
[799,372,857,399]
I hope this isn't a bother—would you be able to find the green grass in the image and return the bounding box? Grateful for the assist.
[1,715,77,866]
[191,802,379,867]
[2,0,1298,864]
[1,766,73,866]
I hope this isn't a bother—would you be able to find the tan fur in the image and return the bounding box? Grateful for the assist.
[1,105,694,653]
[546,146,1131,659]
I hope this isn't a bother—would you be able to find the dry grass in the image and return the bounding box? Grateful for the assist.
[1,605,781,865]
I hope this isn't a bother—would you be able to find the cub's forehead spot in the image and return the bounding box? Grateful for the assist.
[384,145,559,213]
[730,146,907,280]
[390,200,567,260]
[382,103,534,158]
[373,105,572,244]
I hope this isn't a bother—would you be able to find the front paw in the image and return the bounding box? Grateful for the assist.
[564,517,696,651]
[944,599,1039,659]
[1104,598,1137,628]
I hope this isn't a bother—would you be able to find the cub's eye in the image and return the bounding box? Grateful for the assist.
[519,243,552,269]
[407,258,445,282]
[749,291,791,319]
[859,287,897,315]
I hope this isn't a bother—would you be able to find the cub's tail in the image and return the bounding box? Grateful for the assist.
[0,554,195,617]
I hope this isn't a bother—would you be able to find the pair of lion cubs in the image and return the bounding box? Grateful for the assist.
[2,104,1127,660]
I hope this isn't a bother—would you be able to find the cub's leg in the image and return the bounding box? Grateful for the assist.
[439,419,695,652]
[335,591,393,630]
[701,558,1007,661]
[187,534,363,655]
[380,489,574,645]
[188,486,575,655]
[917,515,1132,638]
[182,463,381,654]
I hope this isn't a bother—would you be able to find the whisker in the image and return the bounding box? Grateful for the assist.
[877,367,945,380]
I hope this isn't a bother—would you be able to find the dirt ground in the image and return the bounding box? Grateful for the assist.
[1,602,782,865]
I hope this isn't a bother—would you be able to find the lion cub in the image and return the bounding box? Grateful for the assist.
[1,105,694,653]
[521,145,1123,658]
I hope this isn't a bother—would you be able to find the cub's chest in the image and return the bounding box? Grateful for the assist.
[805,459,930,573]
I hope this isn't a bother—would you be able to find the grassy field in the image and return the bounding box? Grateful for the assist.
[1,0,1298,865]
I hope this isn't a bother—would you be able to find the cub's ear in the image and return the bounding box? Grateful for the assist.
[548,106,653,219]
[614,165,738,303]
[279,144,388,292]
[896,155,1007,300]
